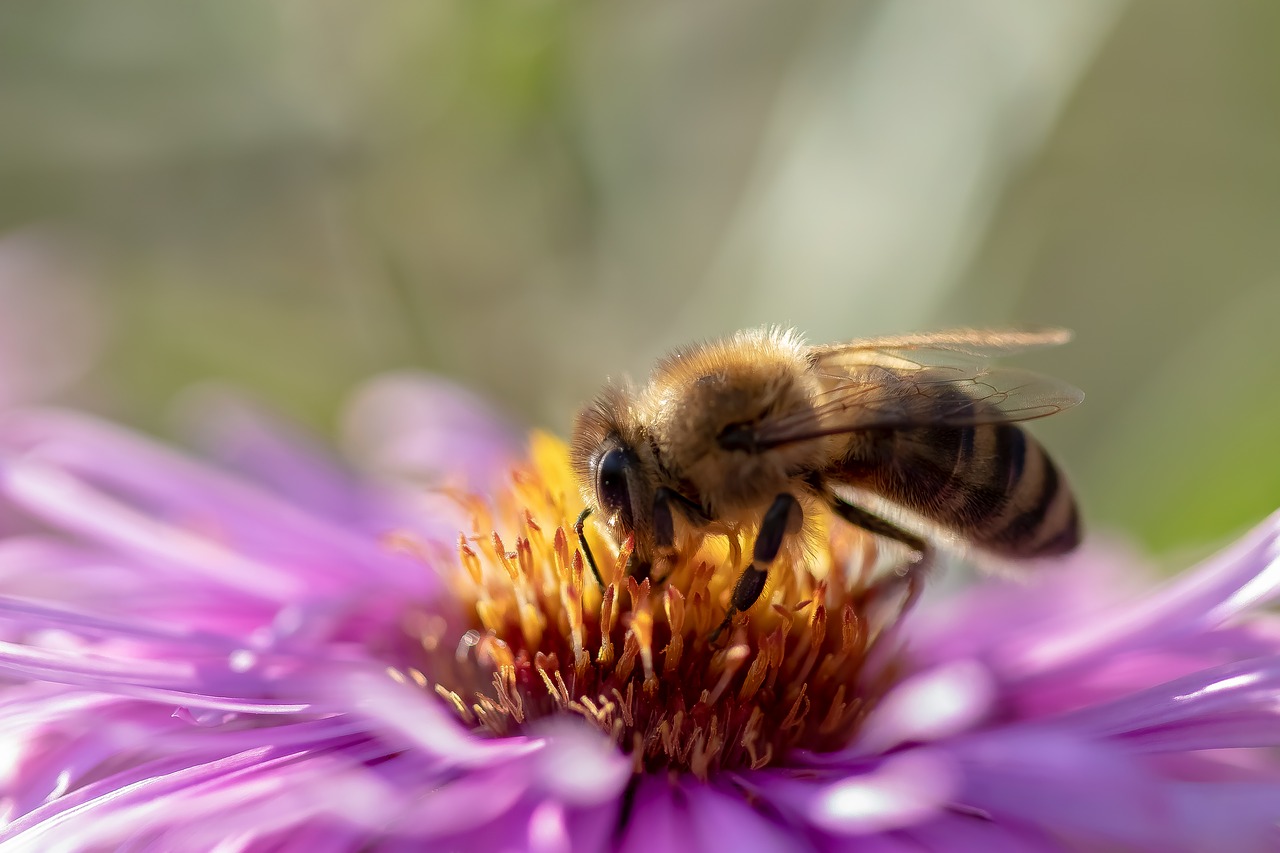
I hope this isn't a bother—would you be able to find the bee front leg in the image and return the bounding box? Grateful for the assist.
[711,493,802,641]
[652,487,712,588]
[575,508,606,590]
[649,488,679,588]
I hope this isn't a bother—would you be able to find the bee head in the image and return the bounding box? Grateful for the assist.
[570,383,646,537]
[570,385,660,580]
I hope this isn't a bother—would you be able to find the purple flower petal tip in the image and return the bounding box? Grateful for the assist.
[341,371,522,489]
[529,719,633,806]
[810,751,960,835]
[853,660,996,755]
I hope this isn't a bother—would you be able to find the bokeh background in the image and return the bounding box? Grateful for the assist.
[1,0,1278,560]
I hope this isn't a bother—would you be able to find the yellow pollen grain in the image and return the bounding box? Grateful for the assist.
[626,578,658,692]
[610,534,634,587]
[738,649,769,702]
[817,684,849,736]
[457,536,483,585]
[615,632,640,684]
[781,684,809,730]
[560,568,586,667]
[434,685,473,723]
[474,599,502,635]
[662,588,685,677]
[491,533,519,583]
[480,634,514,671]
[535,659,562,708]
[516,536,534,583]
[519,601,545,650]
[523,512,551,588]
[708,644,750,704]
[552,527,569,578]
[841,603,862,654]
[597,584,616,666]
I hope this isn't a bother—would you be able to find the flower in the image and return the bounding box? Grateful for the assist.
[0,378,1278,852]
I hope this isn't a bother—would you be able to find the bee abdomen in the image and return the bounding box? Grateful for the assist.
[840,423,1080,559]
[964,424,1079,557]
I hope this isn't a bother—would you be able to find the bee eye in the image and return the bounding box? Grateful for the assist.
[595,446,634,528]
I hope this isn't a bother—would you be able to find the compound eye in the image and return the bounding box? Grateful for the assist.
[595,446,634,528]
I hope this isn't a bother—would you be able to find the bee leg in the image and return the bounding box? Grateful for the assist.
[652,488,676,551]
[712,493,802,641]
[710,565,769,643]
[651,487,710,590]
[827,497,933,588]
[574,507,606,590]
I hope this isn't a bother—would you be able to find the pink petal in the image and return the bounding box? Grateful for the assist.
[1007,511,1280,678]
[175,386,370,525]
[1057,655,1280,746]
[341,371,520,491]
[614,778,696,853]
[851,660,996,755]
[328,669,535,766]
[947,728,1179,850]
[528,800,573,853]
[529,718,631,806]
[809,750,960,836]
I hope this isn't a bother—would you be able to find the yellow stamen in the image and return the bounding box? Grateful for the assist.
[403,433,910,777]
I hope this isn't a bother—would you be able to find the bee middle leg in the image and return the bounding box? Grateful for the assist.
[712,493,803,641]
[827,496,934,594]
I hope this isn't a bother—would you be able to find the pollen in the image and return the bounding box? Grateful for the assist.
[399,433,912,778]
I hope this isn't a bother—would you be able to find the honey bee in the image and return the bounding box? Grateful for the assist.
[570,327,1082,630]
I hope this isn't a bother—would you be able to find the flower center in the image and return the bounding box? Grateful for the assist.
[396,435,911,778]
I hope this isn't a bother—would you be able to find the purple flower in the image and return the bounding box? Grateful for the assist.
[0,379,1277,852]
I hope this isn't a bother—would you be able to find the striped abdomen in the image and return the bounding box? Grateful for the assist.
[835,422,1080,558]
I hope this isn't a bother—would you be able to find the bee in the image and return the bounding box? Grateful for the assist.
[570,327,1082,631]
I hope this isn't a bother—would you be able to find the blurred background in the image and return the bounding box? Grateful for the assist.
[0,0,1277,559]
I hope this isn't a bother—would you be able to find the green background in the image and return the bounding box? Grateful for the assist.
[1,0,1277,560]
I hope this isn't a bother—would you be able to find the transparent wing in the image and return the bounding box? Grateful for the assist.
[752,330,1081,449]
[811,327,1072,363]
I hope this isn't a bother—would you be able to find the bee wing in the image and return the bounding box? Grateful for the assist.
[752,333,1081,449]
[811,327,1073,362]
